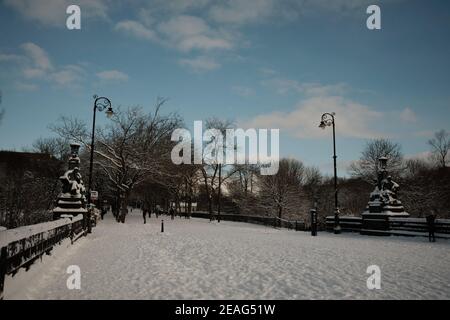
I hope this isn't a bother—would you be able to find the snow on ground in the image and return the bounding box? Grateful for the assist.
[5,209,450,300]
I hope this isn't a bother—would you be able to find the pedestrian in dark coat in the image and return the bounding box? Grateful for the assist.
[101,207,107,220]
[426,212,437,242]
[142,207,147,224]
[142,204,148,224]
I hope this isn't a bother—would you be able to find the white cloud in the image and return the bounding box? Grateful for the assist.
[96,70,129,82]
[0,53,24,63]
[116,14,234,53]
[22,67,46,79]
[242,95,384,139]
[4,0,109,27]
[51,65,85,86]
[115,20,158,41]
[207,0,388,26]
[15,82,38,91]
[2,42,87,89]
[302,0,385,13]
[145,0,211,14]
[259,67,277,76]
[19,43,85,87]
[179,56,220,72]
[399,107,418,123]
[1,42,131,90]
[231,85,254,97]
[137,8,156,27]
[159,14,209,36]
[21,42,53,70]
[158,15,233,52]
[209,0,275,25]
[262,77,349,96]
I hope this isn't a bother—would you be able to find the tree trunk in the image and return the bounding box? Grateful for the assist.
[217,164,222,220]
[119,192,129,223]
[278,205,282,228]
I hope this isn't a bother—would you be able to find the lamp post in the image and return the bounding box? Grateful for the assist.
[319,112,341,234]
[87,95,113,232]
[377,156,388,189]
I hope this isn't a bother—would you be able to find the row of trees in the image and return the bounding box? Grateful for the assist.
[1,101,449,227]
[52,103,450,222]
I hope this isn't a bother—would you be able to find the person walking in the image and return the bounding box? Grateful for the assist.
[142,208,147,224]
[101,207,107,220]
[142,203,151,224]
[426,212,437,242]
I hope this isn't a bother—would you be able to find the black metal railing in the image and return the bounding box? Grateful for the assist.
[325,216,450,237]
[0,215,85,299]
[190,212,306,231]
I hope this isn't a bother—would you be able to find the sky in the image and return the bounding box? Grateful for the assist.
[0,0,449,175]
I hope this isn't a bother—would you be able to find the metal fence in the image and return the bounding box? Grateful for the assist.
[326,216,450,238]
[0,214,85,299]
[190,212,306,231]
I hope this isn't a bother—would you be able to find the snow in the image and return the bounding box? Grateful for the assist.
[4,209,450,300]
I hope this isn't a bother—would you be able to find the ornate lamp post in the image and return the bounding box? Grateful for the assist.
[87,95,113,232]
[319,112,341,234]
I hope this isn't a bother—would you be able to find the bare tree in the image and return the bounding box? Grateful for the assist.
[199,118,237,217]
[428,129,450,168]
[178,164,201,214]
[31,137,71,160]
[349,138,403,180]
[402,158,430,179]
[257,158,307,225]
[51,98,182,222]
[233,164,259,195]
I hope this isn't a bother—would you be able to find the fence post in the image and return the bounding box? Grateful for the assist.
[310,209,317,236]
[0,246,7,300]
[70,219,75,244]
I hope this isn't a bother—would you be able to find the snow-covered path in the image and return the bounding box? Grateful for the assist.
[5,209,450,299]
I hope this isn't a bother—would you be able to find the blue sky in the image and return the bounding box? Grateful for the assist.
[0,0,449,175]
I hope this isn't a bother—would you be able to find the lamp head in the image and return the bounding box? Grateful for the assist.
[105,106,114,118]
[319,121,326,129]
[379,156,388,170]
